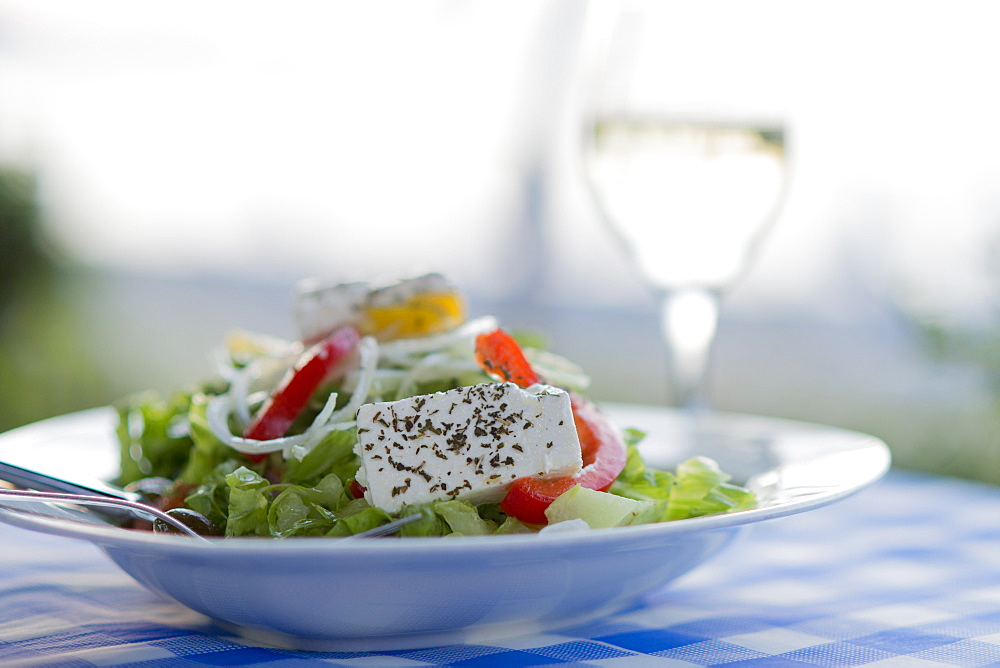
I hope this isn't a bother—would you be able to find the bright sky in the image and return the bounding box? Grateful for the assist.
[2,0,1000,323]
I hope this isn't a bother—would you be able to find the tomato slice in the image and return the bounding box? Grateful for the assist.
[475,329,627,525]
[242,326,361,460]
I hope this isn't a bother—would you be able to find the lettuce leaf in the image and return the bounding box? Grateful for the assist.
[325,506,392,537]
[663,456,756,520]
[184,458,244,529]
[434,500,499,536]
[397,505,450,537]
[608,430,678,503]
[182,393,251,485]
[220,466,362,537]
[281,428,359,486]
[224,466,272,536]
[114,391,195,486]
[609,430,756,522]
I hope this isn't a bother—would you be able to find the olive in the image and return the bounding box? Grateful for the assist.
[153,508,222,536]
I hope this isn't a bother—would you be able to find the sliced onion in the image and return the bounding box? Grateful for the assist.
[392,352,481,399]
[379,315,497,359]
[524,349,592,391]
[217,350,299,426]
[327,336,378,423]
[206,392,349,459]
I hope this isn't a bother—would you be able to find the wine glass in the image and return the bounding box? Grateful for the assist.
[581,3,789,410]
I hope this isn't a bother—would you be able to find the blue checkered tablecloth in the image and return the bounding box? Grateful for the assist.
[3,469,1000,666]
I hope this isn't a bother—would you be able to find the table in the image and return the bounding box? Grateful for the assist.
[2,470,999,667]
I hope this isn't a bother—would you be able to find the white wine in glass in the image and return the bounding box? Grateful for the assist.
[585,115,787,409]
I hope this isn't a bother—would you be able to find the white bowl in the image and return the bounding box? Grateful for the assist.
[0,405,889,651]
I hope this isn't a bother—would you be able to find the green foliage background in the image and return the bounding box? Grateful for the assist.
[0,167,113,432]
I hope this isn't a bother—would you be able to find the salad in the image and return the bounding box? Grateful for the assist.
[115,274,755,537]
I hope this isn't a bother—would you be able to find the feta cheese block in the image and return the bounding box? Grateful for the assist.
[355,382,583,513]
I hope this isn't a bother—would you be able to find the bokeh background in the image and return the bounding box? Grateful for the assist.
[3,1,1000,482]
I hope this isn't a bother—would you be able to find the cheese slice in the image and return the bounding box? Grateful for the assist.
[355,382,583,513]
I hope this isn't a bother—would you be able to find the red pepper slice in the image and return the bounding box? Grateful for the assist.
[474,328,542,387]
[474,329,627,525]
[242,326,361,461]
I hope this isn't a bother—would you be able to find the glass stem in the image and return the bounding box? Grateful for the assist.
[658,287,721,411]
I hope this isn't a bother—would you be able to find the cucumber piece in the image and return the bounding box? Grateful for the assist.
[545,484,658,529]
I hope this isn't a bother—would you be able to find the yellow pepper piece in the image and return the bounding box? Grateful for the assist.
[224,329,299,360]
[362,292,465,341]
